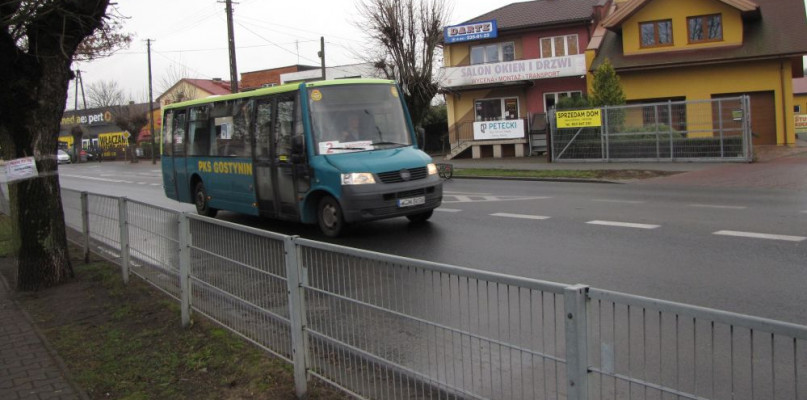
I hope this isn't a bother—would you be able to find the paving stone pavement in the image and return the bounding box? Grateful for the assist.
[0,273,86,400]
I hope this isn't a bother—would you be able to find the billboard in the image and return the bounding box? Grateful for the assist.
[444,20,497,44]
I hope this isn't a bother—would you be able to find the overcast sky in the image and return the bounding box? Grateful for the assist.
[66,0,516,109]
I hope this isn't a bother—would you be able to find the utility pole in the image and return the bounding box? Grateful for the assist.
[74,70,87,110]
[224,0,239,93]
[146,39,157,164]
[318,36,326,80]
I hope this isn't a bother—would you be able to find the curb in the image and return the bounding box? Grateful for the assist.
[0,265,91,400]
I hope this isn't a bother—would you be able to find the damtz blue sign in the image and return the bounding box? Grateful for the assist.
[444,20,498,44]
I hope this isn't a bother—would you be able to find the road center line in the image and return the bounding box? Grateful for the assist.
[689,204,747,210]
[491,213,550,220]
[435,208,462,213]
[592,199,645,204]
[587,220,660,229]
[60,174,128,183]
[713,230,806,242]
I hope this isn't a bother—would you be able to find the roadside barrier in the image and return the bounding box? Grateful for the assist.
[58,187,807,399]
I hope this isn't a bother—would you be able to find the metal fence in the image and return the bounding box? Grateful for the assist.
[551,96,753,162]
[39,189,807,399]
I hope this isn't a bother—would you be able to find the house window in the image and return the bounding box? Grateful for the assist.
[688,14,722,43]
[470,42,515,64]
[796,105,802,113]
[474,97,520,121]
[540,35,579,58]
[640,20,673,48]
[544,91,582,111]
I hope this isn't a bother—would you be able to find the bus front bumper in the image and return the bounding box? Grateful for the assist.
[339,178,443,223]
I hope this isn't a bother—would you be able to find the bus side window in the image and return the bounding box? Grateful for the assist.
[210,101,232,157]
[173,110,187,156]
[229,100,253,158]
[188,106,210,156]
[276,98,294,157]
[163,111,174,156]
[255,99,273,159]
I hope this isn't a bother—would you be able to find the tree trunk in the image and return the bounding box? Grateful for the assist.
[10,54,75,290]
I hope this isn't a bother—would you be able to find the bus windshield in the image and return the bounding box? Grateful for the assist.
[308,84,412,155]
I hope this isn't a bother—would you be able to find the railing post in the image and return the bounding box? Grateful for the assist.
[284,236,309,398]
[602,107,609,161]
[117,197,130,284]
[81,192,90,263]
[565,284,590,400]
[179,213,192,328]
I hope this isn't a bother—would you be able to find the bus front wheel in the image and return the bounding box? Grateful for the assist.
[194,182,218,218]
[317,196,345,237]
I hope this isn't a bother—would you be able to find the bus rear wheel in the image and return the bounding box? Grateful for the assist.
[317,196,345,237]
[194,182,218,218]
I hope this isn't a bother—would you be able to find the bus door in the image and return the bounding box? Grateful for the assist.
[161,109,188,201]
[254,99,277,217]
[274,96,303,218]
[172,110,191,202]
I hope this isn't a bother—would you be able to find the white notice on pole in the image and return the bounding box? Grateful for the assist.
[5,157,39,182]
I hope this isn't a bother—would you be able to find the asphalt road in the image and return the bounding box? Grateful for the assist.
[56,161,807,325]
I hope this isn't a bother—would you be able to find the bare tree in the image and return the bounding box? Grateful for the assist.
[158,63,197,105]
[87,79,125,108]
[0,1,131,290]
[110,102,149,163]
[357,0,450,129]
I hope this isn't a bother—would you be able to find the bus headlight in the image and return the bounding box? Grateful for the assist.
[427,163,438,176]
[341,173,376,185]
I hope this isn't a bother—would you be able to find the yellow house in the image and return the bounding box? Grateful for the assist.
[157,78,232,108]
[795,77,807,136]
[590,0,807,146]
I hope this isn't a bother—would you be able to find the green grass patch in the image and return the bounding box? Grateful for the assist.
[0,214,15,256]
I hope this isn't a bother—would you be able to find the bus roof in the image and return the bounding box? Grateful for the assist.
[162,78,397,110]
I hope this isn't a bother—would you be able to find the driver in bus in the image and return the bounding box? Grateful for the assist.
[339,113,363,142]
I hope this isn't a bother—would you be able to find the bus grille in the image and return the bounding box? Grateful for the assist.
[377,167,428,183]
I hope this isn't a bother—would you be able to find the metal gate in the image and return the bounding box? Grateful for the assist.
[550,96,752,162]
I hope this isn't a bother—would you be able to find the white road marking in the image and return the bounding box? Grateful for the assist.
[587,220,660,229]
[435,208,462,213]
[491,213,550,220]
[60,174,126,183]
[713,230,806,242]
[592,199,645,204]
[444,191,492,196]
[689,204,747,210]
[443,195,551,203]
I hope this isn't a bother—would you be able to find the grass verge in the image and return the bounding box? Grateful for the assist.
[0,214,345,399]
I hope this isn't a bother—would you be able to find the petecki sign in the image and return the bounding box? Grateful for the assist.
[473,120,525,140]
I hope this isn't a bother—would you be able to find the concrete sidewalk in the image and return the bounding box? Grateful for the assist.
[0,270,86,400]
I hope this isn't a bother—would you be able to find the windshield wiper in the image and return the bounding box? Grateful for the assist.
[372,141,408,148]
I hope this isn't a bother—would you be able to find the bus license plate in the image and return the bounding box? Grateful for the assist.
[397,196,425,208]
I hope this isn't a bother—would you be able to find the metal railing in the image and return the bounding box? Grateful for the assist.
[51,189,805,399]
[551,96,753,162]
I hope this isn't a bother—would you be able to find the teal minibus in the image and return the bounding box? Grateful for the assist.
[161,79,442,236]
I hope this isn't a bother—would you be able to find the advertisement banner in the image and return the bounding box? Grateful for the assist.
[440,54,587,88]
[443,20,497,44]
[795,114,807,134]
[473,120,525,140]
[556,109,602,128]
